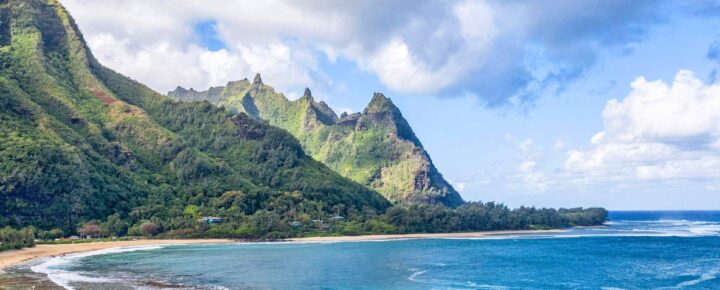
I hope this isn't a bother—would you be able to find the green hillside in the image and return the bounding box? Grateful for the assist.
[170,75,465,207]
[0,0,389,235]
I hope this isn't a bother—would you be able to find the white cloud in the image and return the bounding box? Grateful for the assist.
[62,0,320,94]
[60,0,665,105]
[448,173,491,196]
[565,70,720,183]
[234,42,316,89]
[521,171,548,192]
[86,33,223,92]
[519,138,533,154]
[518,160,537,172]
[508,138,549,193]
[452,181,467,192]
[361,1,498,94]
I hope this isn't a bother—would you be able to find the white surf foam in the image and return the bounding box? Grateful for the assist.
[408,269,427,281]
[673,272,718,288]
[408,268,508,289]
[554,219,720,239]
[265,237,421,244]
[31,245,165,290]
[655,267,720,289]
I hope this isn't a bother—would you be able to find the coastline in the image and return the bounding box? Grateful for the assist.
[289,229,567,242]
[0,229,566,271]
[0,239,233,271]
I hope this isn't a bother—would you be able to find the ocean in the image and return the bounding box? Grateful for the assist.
[28,211,720,289]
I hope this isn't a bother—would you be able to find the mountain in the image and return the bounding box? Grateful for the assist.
[0,0,390,233]
[169,75,465,207]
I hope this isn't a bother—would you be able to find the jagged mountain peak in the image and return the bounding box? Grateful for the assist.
[253,73,263,85]
[365,92,398,113]
[172,86,188,93]
[300,87,315,103]
[371,92,390,103]
[170,78,464,207]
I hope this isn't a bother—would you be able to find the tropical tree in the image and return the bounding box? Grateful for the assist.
[77,223,102,238]
[140,222,159,237]
[101,214,129,237]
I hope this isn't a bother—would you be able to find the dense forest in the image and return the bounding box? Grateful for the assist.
[4,204,606,246]
[0,0,607,252]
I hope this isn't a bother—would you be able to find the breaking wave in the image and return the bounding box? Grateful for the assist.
[31,245,165,289]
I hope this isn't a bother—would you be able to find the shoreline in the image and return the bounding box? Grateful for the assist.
[289,229,566,242]
[0,229,565,271]
[0,239,234,271]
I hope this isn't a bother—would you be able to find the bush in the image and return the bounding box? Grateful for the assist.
[264,231,289,240]
[38,228,64,240]
[101,214,128,237]
[127,224,142,237]
[140,222,159,237]
[0,227,35,251]
[339,221,363,236]
[235,225,258,238]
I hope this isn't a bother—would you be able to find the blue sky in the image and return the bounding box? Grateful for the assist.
[63,0,720,210]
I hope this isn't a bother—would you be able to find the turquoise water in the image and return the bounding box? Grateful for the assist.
[34,211,720,289]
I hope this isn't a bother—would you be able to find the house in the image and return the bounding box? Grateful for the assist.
[289,221,302,227]
[199,216,224,224]
[330,215,345,221]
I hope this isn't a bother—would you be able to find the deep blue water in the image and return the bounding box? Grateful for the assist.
[33,211,720,289]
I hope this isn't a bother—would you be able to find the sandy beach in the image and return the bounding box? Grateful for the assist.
[0,229,565,271]
[0,239,233,271]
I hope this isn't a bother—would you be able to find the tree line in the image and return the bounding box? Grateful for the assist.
[1,201,607,252]
[383,203,607,233]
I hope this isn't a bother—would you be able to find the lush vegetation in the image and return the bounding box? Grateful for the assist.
[383,204,608,233]
[15,203,604,242]
[169,79,465,207]
[0,0,608,252]
[0,226,35,251]
[0,0,387,236]
[0,205,606,252]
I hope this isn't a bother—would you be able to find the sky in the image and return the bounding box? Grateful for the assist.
[61,0,720,210]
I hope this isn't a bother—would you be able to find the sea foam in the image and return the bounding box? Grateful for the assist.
[31,245,165,290]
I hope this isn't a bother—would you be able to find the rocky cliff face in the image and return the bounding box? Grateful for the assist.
[169,78,465,207]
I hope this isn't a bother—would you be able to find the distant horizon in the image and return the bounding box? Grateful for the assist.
[472,202,720,212]
[605,209,720,212]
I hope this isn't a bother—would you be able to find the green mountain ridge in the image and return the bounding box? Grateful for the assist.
[0,0,389,233]
[169,75,465,207]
